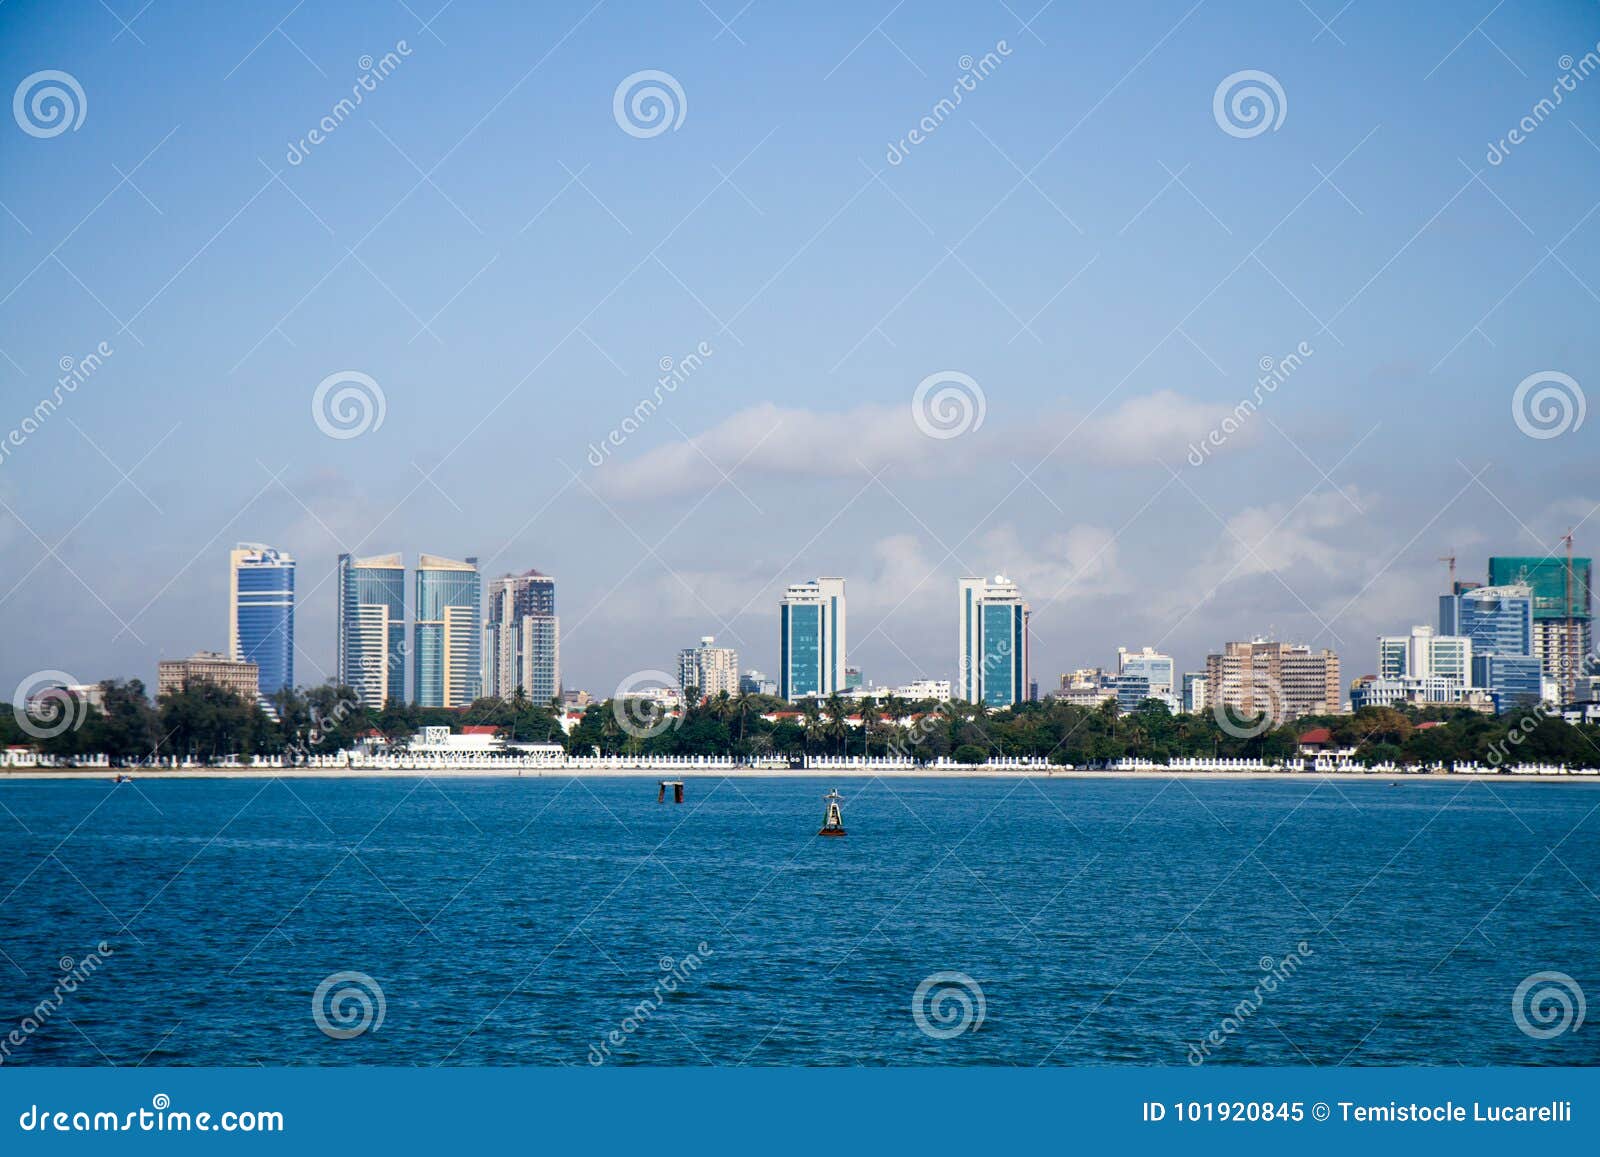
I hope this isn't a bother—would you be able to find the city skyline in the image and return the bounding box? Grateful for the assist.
[2,2,1597,708]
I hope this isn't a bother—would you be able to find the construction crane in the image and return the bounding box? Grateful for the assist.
[1438,553,1457,591]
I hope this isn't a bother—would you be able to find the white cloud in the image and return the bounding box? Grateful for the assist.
[590,390,1266,501]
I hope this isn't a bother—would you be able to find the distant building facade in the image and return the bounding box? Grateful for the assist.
[1182,672,1209,714]
[1205,639,1342,721]
[677,635,740,698]
[158,651,260,703]
[780,577,847,700]
[337,552,406,708]
[1488,555,1592,702]
[957,575,1030,708]
[415,554,482,708]
[483,569,559,705]
[229,543,294,699]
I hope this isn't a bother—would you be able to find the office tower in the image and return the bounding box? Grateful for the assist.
[957,576,1030,708]
[483,569,559,705]
[157,652,260,702]
[1182,672,1209,714]
[336,552,406,708]
[844,666,863,691]
[1442,584,1534,657]
[1376,626,1472,686]
[1116,646,1176,699]
[1205,639,1341,721]
[1488,555,1592,701]
[414,554,482,708]
[779,577,847,701]
[229,543,294,700]
[677,636,740,699]
[739,669,779,697]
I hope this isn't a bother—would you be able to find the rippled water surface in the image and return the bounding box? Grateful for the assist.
[1,775,1596,1066]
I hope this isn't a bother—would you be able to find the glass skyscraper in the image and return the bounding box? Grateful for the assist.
[336,552,406,708]
[958,576,1029,708]
[779,578,846,701]
[229,543,294,701]
[1441,583,1537,711]
[414,554,482,708]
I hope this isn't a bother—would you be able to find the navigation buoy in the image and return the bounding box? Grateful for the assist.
[818,789,846,837]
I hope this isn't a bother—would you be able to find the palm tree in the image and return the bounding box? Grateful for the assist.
[801,699,825,758]
[824,693,848,756]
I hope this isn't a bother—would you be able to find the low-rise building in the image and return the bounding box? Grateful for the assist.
[157,651,261,702]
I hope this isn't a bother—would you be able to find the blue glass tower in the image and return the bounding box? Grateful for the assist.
[337,552,406,707]
[1442,584,1537,711]
[230,543,295,700]
[779,578,846,701]
[414,554,482,708]
[958,576,1029,707]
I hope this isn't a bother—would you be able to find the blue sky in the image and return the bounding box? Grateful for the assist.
[1,0,1597,698]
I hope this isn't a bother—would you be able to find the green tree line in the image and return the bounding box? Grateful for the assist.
[6,681,1598,769]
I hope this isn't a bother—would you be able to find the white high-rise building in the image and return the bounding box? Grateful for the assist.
[1376,626,1472,688]
[957,576,1030,707]
[780,578,847,700]
[677,636,740,699]
[1182,672,1209,713]
[1116,646,1176,699]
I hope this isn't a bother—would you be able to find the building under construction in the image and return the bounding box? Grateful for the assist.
[1488,545,1592,704]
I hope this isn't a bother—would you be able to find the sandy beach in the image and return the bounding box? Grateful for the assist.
[2,765,1595,783]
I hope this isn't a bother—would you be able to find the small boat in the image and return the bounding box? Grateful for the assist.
[112,773,133,784]
[818,789,846,837]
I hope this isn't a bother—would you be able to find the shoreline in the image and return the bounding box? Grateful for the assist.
[2,766,1596,783]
